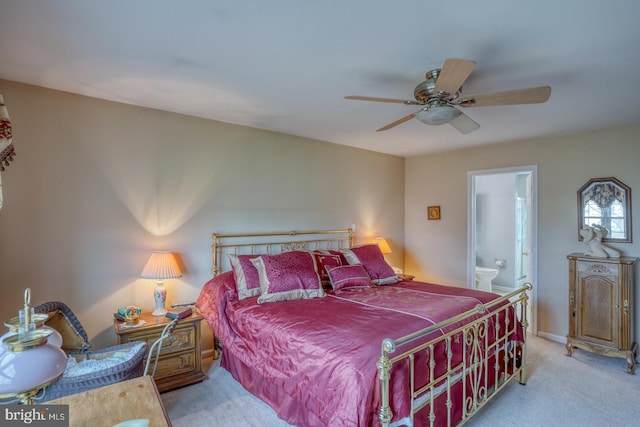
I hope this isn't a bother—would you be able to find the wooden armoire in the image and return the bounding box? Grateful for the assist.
[566,253,637,373]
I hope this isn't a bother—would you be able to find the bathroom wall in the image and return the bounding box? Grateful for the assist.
[475,174,515,288]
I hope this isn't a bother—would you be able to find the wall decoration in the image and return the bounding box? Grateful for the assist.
[428,205,441,220]
[0,93,15,210]
[578,177,631,243]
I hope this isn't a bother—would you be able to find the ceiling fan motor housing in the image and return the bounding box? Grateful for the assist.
[413,68,461,103]
[413,70,439,102]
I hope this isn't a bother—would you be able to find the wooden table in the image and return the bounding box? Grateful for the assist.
[48,376,172,427]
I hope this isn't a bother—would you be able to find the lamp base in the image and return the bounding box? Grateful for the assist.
[152,282,168,317]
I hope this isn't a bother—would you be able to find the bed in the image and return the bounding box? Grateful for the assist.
[196,229,531,427]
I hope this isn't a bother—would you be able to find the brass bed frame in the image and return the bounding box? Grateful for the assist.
[376,283,531,426]
[211,228,354,276]
[210,228,531,427]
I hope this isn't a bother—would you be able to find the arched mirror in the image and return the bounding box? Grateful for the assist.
[578,177,631,243]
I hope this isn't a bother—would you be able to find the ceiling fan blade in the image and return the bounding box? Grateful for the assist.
[345,95,421,105]
[376,112,417,132]
[434,58,476,97]
[449,111,480,134]
[458,86,551,107]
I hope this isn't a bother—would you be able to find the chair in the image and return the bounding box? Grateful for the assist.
[144,318,179,377]
[32,301,147,402]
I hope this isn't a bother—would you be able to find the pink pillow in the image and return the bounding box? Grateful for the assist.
[251,251,325,303]
[326,264,372,291]
[341,244,400,285]
[313,251,343,287]
[228,254,262,300]
[327,249,349,265]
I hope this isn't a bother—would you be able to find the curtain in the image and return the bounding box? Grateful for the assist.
[0,93,15,209]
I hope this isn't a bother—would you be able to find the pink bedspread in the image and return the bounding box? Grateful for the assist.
[196,272,512,427]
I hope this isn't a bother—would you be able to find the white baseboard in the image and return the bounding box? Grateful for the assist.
[535,331,566,344]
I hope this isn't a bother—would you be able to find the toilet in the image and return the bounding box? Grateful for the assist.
[475,266,499,292]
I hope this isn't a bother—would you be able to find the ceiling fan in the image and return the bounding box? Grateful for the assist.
[345,58,551,134]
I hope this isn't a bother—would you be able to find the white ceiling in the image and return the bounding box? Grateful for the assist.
[1,1,639,157]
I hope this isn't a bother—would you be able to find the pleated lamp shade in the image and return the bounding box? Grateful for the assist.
[140,251,182,280]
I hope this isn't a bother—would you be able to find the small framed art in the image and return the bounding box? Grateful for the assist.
[428,206,441,220]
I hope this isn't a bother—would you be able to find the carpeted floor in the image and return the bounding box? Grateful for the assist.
[162,335,640,426]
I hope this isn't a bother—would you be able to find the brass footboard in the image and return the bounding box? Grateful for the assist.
[377,283,531,427]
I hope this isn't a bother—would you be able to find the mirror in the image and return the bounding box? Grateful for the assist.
[578,177,631,243]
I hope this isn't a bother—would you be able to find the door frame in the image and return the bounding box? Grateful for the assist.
[467,165,538,335]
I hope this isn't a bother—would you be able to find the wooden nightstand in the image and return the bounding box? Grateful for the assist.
[114,311,206,392]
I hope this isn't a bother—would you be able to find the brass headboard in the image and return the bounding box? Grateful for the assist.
[211,228,354,276]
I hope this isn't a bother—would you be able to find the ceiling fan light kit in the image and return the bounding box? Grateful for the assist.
[345,58,551,134]
[416,105,461,126]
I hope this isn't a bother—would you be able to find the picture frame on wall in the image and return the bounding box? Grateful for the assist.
[428,206,441,220]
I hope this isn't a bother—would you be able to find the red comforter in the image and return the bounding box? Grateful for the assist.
[196,272,514,427]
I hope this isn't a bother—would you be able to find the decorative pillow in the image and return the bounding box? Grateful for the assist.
[63,342,146,378]
[313,251,343,287]
[228,254,262,300]
[251,251,325,303]
[326,264,372,291]
[327,249,349,265]
[341,244,400,285]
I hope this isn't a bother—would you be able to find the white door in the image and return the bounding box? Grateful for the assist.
[515,172,532,289]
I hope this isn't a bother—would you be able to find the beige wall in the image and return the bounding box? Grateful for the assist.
[3,77,638,357]
[0,80,405,351]
[405,123,640,346]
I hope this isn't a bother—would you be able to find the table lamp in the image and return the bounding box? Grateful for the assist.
[140,251,182,316]
[375,237,403,274]
[0,288,67,404]
[374,237,392,255]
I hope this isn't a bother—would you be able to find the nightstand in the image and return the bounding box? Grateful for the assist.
[114,310,206,392]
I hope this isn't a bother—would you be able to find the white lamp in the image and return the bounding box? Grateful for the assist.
[0,289,67,404]
[140,251,182,316]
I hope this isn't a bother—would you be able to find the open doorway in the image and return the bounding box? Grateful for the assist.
[467,165,537,334]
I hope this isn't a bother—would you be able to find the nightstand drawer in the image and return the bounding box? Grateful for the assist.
[121,325,196,356]
[154,350,197,379]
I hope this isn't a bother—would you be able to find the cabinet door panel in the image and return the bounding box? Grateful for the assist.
[578,274,617,345]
